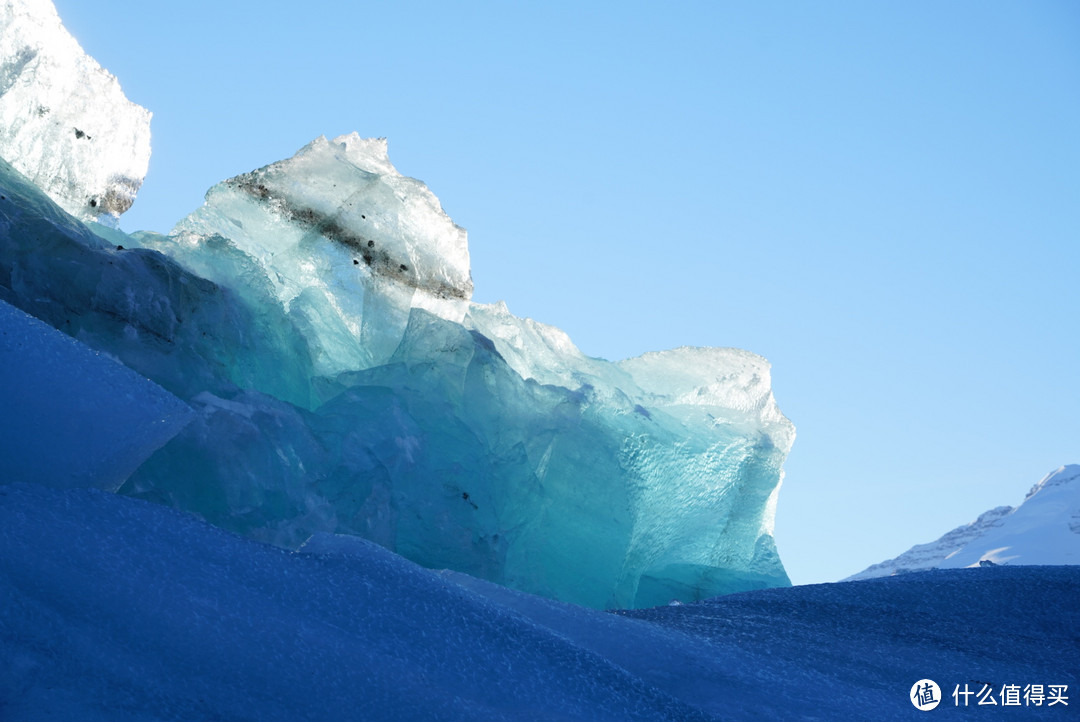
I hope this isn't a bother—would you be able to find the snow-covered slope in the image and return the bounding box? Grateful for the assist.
[848,465,1080,580]
[0,299,192,491]
[2,483,1077,720]
[0,0,151,224]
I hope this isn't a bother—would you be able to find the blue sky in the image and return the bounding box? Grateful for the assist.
[52,0,1080,584]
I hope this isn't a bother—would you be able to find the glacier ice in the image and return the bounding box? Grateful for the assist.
[118,304,792,607]
[0,134,793,608]
[0,0,794,608]
[0,0,150,224]
[169,134,472,376]
[0,298,192,490]
[0,156,317,409]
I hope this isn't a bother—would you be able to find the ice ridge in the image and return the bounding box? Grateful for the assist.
[0,0,151,224]
[0,0,796,609]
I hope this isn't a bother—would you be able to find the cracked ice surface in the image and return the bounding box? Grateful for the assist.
[0,0,151,224]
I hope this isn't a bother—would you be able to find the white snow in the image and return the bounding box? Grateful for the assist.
[847,465,1080,580]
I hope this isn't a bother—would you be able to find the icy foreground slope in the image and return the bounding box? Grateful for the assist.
[849,465,1080,580]
[0,299,192,490]
[0,0,150,223]
[1,484,1077,721]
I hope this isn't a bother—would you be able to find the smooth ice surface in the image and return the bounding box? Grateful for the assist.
[0,299,192,490]
[0,0,150,224]
[848,465,1080,580]
[1,484,1076,720]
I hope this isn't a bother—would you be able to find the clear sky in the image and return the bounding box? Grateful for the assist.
[51,0,1080,584]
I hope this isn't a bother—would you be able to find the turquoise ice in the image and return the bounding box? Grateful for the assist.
[0,131,793,608]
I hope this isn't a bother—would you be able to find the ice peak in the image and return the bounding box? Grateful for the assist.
[160,134,473,374]
[324,133,395,176]
[179,133,472,304]
[0,0,151,224]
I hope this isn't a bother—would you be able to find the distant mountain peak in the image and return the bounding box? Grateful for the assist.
[1025,464,1080,500]
[846,465,1080,581]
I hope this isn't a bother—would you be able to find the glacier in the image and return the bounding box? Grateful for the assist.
[0,133,792,609]
[169,134,473,377]
[1,3,1078,717]
[0,0,792,609]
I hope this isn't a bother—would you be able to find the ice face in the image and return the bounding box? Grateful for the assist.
[0,134,793,607]
[0,298,192,491]
[171,134,472,375]
[129,135,792,606]
[0,156,318,408]
[463,301,794,604]
[0,1,794,605]
[118,302,791,608]
[0,0,151,224]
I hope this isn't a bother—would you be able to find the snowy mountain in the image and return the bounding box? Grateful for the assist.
[847,465,1080,580]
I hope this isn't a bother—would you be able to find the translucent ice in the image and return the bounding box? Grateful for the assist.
[115,302,792,608]
[0,157,317,408]
[0,10,794,605]
[462,301,794,605]
[0,298,192,490]
[171,134,472,374]
[0,131,794,607]
[0,0,151,224]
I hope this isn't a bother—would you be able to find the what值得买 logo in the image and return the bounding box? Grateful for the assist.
[911,679,941,711]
